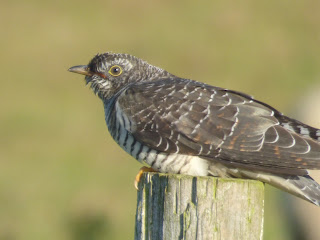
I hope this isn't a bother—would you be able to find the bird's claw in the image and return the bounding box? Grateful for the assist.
[134,166,157,190]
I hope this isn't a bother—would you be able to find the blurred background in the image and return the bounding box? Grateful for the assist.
[1,0,320,239]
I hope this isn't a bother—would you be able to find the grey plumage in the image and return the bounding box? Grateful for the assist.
[69,52,320,206]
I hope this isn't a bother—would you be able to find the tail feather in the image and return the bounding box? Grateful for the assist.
[228,168,320,206]
[282,174,320,206]
[279,115,320,142]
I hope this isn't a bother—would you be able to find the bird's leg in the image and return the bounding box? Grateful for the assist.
[134,166,158,190]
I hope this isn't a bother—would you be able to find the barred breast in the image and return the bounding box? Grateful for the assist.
[103,97,212,176]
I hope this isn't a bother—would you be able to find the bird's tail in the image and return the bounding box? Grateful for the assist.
[276,174,320,206]
[229,169,320,206]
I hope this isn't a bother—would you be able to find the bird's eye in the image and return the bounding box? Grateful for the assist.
[108,65,123,77]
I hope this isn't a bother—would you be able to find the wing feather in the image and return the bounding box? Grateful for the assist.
[117,78,320,174]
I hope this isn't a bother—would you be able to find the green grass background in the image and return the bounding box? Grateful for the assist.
[1,0,320,239]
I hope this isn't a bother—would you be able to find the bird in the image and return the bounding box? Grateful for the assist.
[69,52,320,206]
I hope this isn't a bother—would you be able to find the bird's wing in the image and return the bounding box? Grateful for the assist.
[117,78,320,175]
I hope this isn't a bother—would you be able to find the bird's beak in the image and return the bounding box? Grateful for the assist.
[68,65,92,76]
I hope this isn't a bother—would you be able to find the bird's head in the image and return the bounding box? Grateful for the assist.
[68,52,174,99]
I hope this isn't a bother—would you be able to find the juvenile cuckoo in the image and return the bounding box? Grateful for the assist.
[69,52,320,206]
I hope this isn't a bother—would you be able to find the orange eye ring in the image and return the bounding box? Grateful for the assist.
[108,65,123,76]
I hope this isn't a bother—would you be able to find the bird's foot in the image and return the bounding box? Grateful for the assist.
[134,166,158,190]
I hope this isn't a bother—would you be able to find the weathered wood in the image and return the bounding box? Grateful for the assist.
[135,173,264,240]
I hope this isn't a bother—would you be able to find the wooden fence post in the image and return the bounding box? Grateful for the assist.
[135,173,264,240]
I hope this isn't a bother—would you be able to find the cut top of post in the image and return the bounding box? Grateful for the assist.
[135,173,264,240]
